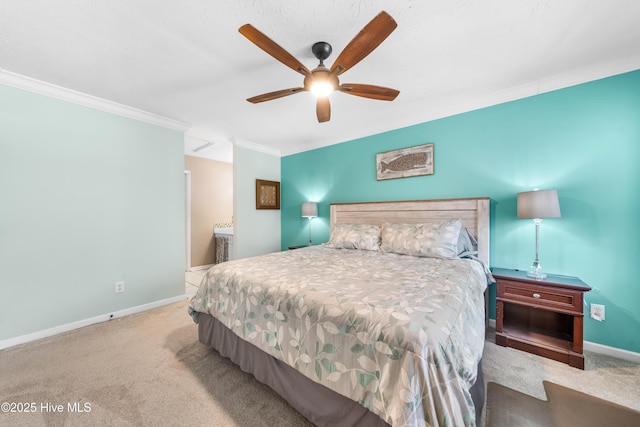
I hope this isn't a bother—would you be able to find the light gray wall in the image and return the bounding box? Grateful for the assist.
[233,142,281,259]
[0,83,185,341]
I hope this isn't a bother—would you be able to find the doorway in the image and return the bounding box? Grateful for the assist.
[184,155,234,270]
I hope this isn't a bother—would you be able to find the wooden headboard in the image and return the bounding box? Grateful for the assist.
[329,198,490,265]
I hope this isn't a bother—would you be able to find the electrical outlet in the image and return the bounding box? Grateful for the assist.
[115,281,125,294]
[590,303,605,321]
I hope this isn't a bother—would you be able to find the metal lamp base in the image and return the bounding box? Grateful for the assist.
[527,261,547,280]
[527,271,547,280]
[526,219,547,280]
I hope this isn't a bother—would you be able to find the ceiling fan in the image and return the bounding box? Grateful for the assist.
[239,11,400,123]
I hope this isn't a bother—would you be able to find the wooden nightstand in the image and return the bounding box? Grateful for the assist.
[492,268,591,369]
[288,245,307,250]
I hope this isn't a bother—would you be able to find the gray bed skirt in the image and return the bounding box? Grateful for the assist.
[198,312,485,426]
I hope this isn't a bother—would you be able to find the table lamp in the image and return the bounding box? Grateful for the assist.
[517,189,561,280]
[301,202,318,246]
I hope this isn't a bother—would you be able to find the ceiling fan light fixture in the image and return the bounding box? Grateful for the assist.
[239,11,399,122]
[305,64,338,98]
[310,81,334,97]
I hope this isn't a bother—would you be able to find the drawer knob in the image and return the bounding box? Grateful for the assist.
[533,293,541,299]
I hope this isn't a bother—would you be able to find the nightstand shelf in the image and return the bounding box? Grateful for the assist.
[492,268,591,369]
[288,245,307,250]
[501,324,573,353]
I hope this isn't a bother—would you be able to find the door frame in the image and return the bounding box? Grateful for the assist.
[184,170,191,272]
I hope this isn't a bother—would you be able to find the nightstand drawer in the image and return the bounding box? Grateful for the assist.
[497,280,582,313]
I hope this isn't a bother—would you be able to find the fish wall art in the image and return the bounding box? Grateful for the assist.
[376,143,434,180]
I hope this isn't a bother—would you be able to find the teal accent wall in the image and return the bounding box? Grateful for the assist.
[282,70,640,353]
[0,84,185,341]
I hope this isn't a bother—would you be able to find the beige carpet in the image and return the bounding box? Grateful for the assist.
[2,300,639,426]
[487,381,640,427]
[0,300,312,427]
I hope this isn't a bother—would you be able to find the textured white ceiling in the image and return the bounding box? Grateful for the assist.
[2,0,640,161]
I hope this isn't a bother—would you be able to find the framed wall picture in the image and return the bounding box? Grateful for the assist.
[256,179,280,210]
[376,143,434,180]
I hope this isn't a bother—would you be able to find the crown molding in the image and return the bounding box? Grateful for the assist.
[0,69,190,132]
[230,136,281,157]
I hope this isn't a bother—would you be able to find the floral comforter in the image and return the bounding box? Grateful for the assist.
[189,245,488,426]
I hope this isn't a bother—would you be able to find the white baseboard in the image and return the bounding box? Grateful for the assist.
[0,294,190,351]
[487,318,640,363]
[190,264,214,271]
[583,341,640,364]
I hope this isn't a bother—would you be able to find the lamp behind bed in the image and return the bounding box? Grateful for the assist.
[301,202,318,246]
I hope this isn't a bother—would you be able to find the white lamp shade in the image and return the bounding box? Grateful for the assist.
[517,189,561,219]
[301,202,318,218]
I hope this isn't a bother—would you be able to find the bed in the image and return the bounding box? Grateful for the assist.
[189,198,491,427]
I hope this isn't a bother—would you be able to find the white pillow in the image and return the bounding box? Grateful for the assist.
[380,220,462,259]
[457,227,478,257]
[326,223,380,251]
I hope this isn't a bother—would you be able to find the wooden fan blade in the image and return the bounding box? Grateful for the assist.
[329,11,397,76]
[247,87,305,103]
[316,97,331,122]
[239,24,311,76]
[338,84,399,101]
